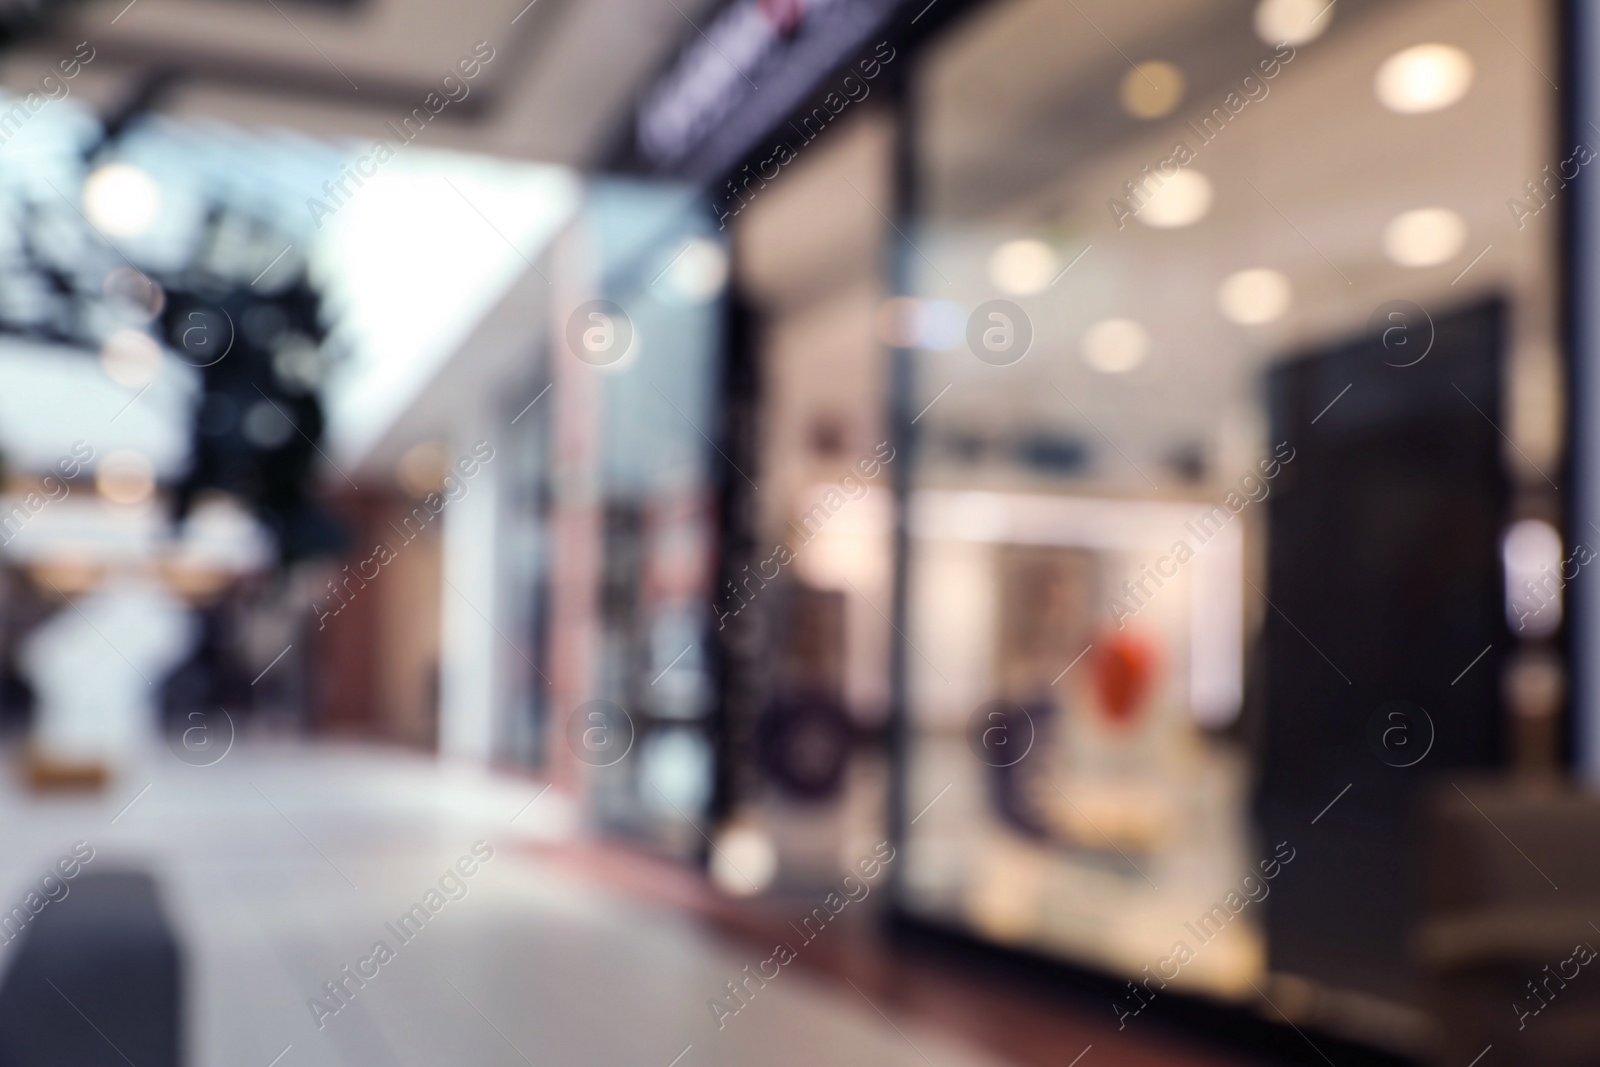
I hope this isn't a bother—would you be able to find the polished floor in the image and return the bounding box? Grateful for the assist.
[0,743,1274,1066]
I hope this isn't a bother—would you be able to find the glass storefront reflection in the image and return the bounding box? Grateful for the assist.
[894,0,1558,1018]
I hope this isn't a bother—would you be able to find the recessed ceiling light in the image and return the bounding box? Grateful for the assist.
[1082,319,1149,373]
[83,163,161,238]
[1120,61,1185,119]
[1375,43,1473,114]
[1217,269,1292,324]
[1254,0,1331,47]
[1383,208,1466,267]
[988,239,1057,295]
[1137,170,1213,228]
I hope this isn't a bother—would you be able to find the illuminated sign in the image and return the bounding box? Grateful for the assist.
[636,0,900,180]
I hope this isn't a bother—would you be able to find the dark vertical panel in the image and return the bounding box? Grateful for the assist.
[1565,0,1599,778]
[708,281,765,826]
[1259,299,1509,1001]
[883,23,916,885]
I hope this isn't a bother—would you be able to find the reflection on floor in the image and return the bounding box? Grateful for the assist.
[0,744,1271,1066]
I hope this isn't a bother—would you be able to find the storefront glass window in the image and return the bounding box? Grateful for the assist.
[897,0,1559,1020]
[555,181,727,853]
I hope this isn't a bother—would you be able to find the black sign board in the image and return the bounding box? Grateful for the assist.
[633,0,902,182]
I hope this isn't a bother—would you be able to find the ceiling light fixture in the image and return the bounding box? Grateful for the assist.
[1217,269,1292,324]
[1082,318,1149,373]
[1375,43,1473,114]
[1383,208,1466,267]
[988,239,1057,295]
[1120,61,1186,119]
[1137,170,1213,228]
[1254,0,1332,47]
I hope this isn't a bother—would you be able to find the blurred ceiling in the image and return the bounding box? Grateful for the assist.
[904,0,1558,489]
[0,0,723,165]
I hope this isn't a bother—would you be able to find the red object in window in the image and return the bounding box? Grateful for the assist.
[1092,632,1158,725]
[759,0,805,37]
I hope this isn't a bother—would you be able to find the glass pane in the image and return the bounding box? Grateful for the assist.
[898,0,1558,1013]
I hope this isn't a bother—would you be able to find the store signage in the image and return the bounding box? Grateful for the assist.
[636,0,900,180]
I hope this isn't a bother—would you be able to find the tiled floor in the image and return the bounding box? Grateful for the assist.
[0,743,1277,1066]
